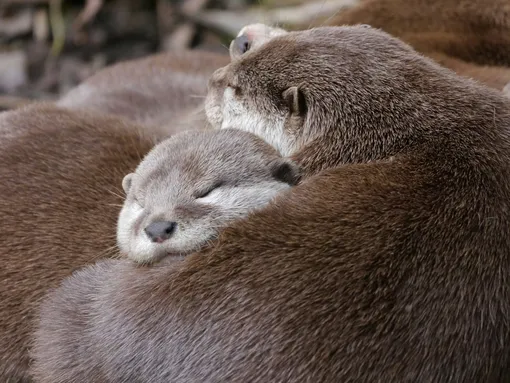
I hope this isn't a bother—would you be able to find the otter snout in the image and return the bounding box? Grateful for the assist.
[144,221,176,243]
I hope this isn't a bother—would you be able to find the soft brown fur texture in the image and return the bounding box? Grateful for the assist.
[0,105,165,381]
[32,25,510,382]
[323,0,510,90]
[0,49,229,382]
[57,50,229,133]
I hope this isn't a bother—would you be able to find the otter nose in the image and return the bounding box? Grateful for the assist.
[144,221,176,243]
[230,34,250,58]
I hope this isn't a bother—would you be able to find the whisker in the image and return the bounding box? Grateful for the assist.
[318,1,353,28]
[111,185,125,195]
[308,0,327,29]
[106,189,126,201]
[95,243,121,260]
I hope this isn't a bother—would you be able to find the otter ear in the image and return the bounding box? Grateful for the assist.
[122,173,134,194]
[282,86,306,116]
[269,158,301,186]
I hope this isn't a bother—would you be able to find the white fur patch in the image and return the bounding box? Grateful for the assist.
[199,181,289,212]
[117,180,291,263]
[117,201,158,263]
[205,92,223,129]
[151,182,290,255]
[220,87,295,156]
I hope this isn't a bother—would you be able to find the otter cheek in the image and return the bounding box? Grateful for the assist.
[116,205,136,254]
[222,184,286,213]
[170,224,217,254]
[205,90,223,129]
[117,202,145,255]
[220,90,289,155]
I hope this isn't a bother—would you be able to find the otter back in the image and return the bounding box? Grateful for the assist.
[0,105,159,381]
[57,50,229,134]
[324,0,510,90]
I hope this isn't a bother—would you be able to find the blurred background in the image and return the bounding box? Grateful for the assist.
[0,0,348,108]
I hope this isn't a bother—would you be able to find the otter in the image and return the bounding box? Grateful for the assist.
[33,25,510,382]
[118,129,299,264]
[57,50,230,134]
[322,0,510,91]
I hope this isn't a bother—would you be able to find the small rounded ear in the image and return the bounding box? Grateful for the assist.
[282,86,307,116]
[269,158,302,186]
[122,173,134,194]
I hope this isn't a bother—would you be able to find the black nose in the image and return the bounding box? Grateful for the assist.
[231,34,251,57]
[144,221,176,243]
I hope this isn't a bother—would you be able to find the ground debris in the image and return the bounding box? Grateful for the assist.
[0,0,351,107]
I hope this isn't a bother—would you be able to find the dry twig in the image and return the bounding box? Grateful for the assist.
[73,0,104,33]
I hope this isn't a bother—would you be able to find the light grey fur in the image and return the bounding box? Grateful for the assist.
[206,25,301,157]
[117,128,300,263]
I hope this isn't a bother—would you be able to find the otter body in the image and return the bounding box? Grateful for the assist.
[325,0,510,91]
[0,105,158,381]
[58,50,230,133]
[33,26,510,382]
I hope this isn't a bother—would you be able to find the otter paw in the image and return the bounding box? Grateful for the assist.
[230,23,287,59]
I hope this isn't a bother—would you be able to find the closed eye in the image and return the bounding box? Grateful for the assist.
[195,182,224,199]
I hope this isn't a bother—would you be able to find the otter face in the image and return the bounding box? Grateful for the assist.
[205,25,296,156]
[117,129,300,264]
[206,24,431,165]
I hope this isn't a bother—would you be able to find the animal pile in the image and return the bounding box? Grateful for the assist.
[1,0,510,381]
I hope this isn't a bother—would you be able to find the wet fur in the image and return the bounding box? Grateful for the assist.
[33,26,510,382]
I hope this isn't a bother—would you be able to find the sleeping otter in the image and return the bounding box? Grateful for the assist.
[118,129,299,264]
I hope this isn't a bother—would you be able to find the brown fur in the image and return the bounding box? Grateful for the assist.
[0,105,169,381]
[0,49,229,382]
[33,26,510,381]
[57,50,230,133]
[324,0,510,90]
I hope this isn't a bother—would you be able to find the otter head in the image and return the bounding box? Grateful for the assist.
[117,129,300,264]
[206,24,460,175]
